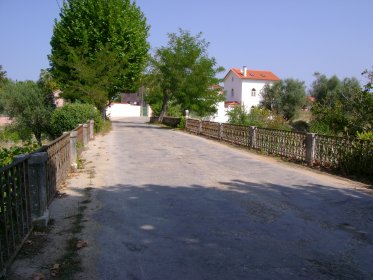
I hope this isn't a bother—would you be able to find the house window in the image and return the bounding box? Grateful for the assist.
[231,76,234,82]
[231,88,234,97]
[251,88,256,97]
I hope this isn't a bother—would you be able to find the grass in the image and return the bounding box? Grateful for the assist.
[51,187,93,280]
[98,120,112,135]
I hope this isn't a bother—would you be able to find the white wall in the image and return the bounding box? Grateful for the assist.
[224,72,242,103]
[207,101,229,123]
[106,103,141,118]
[241,80,273,111]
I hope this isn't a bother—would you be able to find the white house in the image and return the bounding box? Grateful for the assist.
[223,66,280,111]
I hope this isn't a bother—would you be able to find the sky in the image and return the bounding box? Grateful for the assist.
[0,0,373,88]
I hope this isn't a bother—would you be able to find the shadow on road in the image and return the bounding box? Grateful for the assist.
[77,179,373,280]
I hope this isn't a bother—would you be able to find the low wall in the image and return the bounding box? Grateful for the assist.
[0,120,95,277]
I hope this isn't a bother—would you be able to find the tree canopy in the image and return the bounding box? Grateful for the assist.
[0,81,55,145]
[49,0,149,110]
[309,71,373,136]
[146,29,225,121]
[260,79,307,120]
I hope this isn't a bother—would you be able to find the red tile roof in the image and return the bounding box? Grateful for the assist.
[226,68,280,81]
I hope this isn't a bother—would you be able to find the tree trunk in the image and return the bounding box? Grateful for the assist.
[35,131,42,146]
[158,90,171,123]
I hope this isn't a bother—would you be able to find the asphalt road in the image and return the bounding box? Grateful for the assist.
[87,117,373,280]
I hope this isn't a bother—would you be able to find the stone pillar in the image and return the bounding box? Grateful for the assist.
[70,131,78,171]
[198,120,203,134]
[219,123,224,140]
[89,120,95,140]
[249,126,257,148]
[28,152,49,228]
[83,123,89,146]
[306,133,316,165]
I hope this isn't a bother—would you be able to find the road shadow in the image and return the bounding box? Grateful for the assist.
[74,180,373,280]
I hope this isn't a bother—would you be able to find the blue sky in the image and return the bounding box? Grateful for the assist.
[0,0,372,88]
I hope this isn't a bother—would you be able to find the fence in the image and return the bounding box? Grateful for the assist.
[0,120,94,276]
[185,118,373,177]
[0,156,32,276]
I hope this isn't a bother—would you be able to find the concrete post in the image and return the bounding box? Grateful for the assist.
[249,126,257,148]
[89,120,94,140]
[198,120,203,134]
[306,133,316,165]
[219,123,224,140]
[83,123,89,146]
[28,152,49,228]
[70,131,78,171]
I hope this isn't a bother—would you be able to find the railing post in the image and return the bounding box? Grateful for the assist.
[306,133,316,165]
[249,126,257,148]
[89,120,94,140]
[219,123,224,140]
[83,123,89,146]
[70,131,78,171]
[198,120,203,134]
[28,152,49,228]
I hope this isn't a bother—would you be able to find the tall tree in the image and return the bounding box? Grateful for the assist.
[49,0,149,109]
[261,79,306,120]
[146,29,224,121]
[0,81,54,145]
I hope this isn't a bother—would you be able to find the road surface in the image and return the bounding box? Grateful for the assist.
[81,117,373,280]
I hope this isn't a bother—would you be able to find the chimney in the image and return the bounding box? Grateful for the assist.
[243,66,247,77]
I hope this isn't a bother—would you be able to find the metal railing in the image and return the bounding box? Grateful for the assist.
[0,156,32,276]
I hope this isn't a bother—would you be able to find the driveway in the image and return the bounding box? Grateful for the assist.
[81,117,373,280]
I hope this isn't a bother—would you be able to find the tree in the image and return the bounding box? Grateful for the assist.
[146,29,225,121]
[0,65,7,84]
[310,72,372,136]
[261,79,306,120]
[49,0,149,109]
[0,81,54,145]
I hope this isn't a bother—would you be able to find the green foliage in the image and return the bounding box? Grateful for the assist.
[227,106,290,130]
[0,142,39,168]
[50,103,102,137]
[0,81,54,145]
[38,69,60,94]
[177,117,186,129]
[146,29,225,121]
[310,71,373,136]
[0,126,33,143]
[261,79,307,120]
[50,0,150,108]
[0,65,7,85]
[356,131,373,141]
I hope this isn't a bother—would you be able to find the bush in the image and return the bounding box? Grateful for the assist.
[0,142,39,167]
[177,117,186,129]
[50,103,103,138]
[227,107,291,130]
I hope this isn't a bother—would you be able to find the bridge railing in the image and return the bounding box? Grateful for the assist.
[185,119,373,178]
[0,120,94,277]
